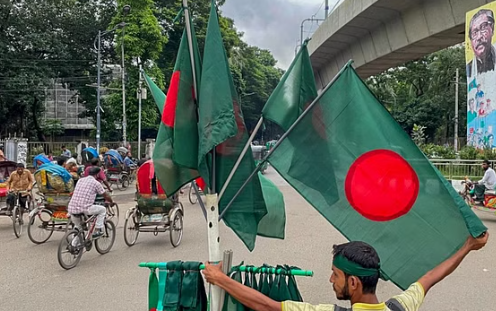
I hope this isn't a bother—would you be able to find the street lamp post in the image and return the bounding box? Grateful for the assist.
[96,30,102,152]
[121,4,131,148]
[94,4,130,152]
[95,23,125,152]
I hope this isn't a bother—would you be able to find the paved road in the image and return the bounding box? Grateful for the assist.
[0,168,495,310]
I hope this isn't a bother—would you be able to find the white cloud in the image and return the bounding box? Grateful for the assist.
[221,0,341,69]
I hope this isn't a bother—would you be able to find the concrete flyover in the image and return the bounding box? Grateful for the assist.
[308,0,493,88]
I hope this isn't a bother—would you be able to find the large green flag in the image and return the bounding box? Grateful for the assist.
[197,0,268,251]
[143,69,197,196]
[261,38,337,206]
[268,63,487,289]
[262,41,317,131]
[169,29,202,170]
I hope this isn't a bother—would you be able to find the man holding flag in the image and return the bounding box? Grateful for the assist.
[204,233,488,311]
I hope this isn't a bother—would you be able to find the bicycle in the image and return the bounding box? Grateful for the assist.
[4,190,34,238]
[188,181,204,205]
[57,210,116,270]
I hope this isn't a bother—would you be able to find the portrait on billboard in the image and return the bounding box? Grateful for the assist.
[466,3,496,149]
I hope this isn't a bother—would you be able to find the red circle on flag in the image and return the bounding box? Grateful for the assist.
[345,150,419,222]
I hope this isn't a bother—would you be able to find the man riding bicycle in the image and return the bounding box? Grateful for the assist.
[68,167,114,238]
[6,163,34,214]
[84,158,112,192]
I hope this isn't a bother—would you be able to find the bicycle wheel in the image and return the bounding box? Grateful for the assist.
[124,208,139,247]
[119,175,129,191]
[169,209,183,247]
[28,209,55,244]
[106,203,120,227]
[12,206,23,238]
[95,220,116,254]
[189,183,198,205]
[57,229,84,270]
[178,202,184,216]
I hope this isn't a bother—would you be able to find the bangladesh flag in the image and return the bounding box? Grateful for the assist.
[262,40,317,131]
[169,28,202,170]
[198,0,268,251]
[268,63,487,289]
[262,39,337,206]
[143,70,198,196]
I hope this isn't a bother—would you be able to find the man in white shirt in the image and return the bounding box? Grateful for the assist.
[474,159,496,201]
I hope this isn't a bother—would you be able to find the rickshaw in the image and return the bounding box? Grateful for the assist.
[27,163,75,244]
[103,149,129,190]
[123,160,184,247]
[460,178,496,216]
[81,147,98,165]
[0,161,32,238]
[251,145,268,174]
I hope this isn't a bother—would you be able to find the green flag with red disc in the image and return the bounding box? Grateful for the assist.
[143,64,198,196]
[267,62,487,289]
[197,0,268,251]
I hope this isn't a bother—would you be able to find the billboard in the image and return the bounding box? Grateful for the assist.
[466,2,496,149]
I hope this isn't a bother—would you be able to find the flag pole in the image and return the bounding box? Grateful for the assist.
[183,1,198,99]
[183,2,222,311]
[219,60,353,221]
[218,117,264,201]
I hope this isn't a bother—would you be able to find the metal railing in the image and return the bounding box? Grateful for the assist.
[430,159,489,180]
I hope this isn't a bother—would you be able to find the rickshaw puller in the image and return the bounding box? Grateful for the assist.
[6,163,34,212]
[473,159,496,202]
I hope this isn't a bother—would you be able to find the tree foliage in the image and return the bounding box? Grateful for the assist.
[0,0,116,140]
[367,46,467,145]
[0,0,282,142]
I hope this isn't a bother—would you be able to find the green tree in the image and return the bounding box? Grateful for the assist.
[100,0,167,141]
[0,0,115,140]
[367,46,467,145]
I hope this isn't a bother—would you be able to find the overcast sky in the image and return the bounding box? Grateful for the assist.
[221,0,341,69]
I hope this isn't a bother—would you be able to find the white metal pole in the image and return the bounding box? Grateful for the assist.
[122,25,127,147]
[218,117,264,201]
[96,31,102,152]
[183,2,222,311]
[454,68,459,153]
[138,60,143,158]
[183,0,198,99]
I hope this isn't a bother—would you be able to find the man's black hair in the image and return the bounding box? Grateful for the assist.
[90,158,100,166]
[483,159,490,165]
[16,163,25,168]
[332,241,380,294]
[88,166,101,176]
[61,145,66,149]
[470,9,495,39]
[57,157,67,166]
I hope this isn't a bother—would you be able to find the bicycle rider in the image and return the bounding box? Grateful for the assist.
[68,167,114,238]
[84,158,112,192]
[6,163,34,214]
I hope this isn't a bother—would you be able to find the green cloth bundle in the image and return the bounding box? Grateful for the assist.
[222,263,304,311]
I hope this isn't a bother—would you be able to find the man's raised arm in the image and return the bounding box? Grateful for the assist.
[418,233,489,294]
